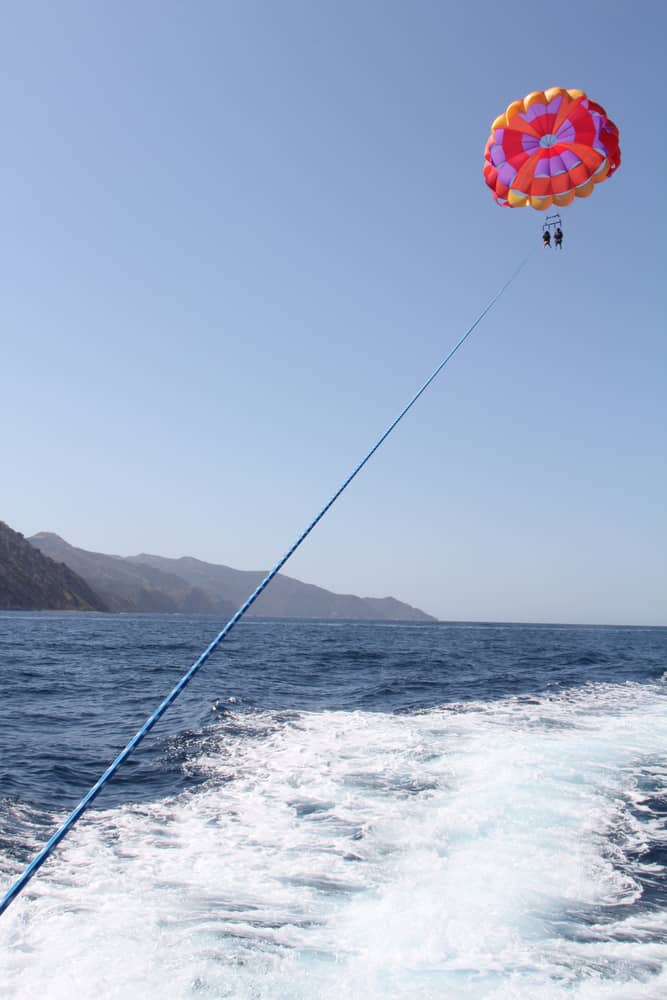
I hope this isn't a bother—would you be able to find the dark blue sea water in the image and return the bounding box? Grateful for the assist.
[1,613,666,999]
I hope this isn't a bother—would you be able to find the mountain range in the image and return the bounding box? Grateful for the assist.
[22,530,435,621]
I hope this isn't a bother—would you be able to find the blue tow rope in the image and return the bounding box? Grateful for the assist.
[0,251,532,917]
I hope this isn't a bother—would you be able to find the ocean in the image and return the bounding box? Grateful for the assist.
[0,612,665,999]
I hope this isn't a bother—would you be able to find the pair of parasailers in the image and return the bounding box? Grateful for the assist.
[543,226,563,249]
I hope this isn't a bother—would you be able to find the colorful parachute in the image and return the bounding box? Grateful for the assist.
[483,88,620,210]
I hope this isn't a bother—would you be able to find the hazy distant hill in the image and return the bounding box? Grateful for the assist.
[131,553,436,621]
[0,522,107,611]
[28,534,435,621]
[29,533,235,615]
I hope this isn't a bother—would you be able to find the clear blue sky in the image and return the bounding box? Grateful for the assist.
[2,1,665,625]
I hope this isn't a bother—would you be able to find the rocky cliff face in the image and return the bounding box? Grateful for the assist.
[0,522,107,611]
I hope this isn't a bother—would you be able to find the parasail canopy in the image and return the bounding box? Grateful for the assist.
[483,87,620,210]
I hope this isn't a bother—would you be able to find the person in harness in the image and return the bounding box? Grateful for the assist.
[554,226,563,249]
[543,228,551,248]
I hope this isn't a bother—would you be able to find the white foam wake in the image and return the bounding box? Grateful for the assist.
[1,681,666,999]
